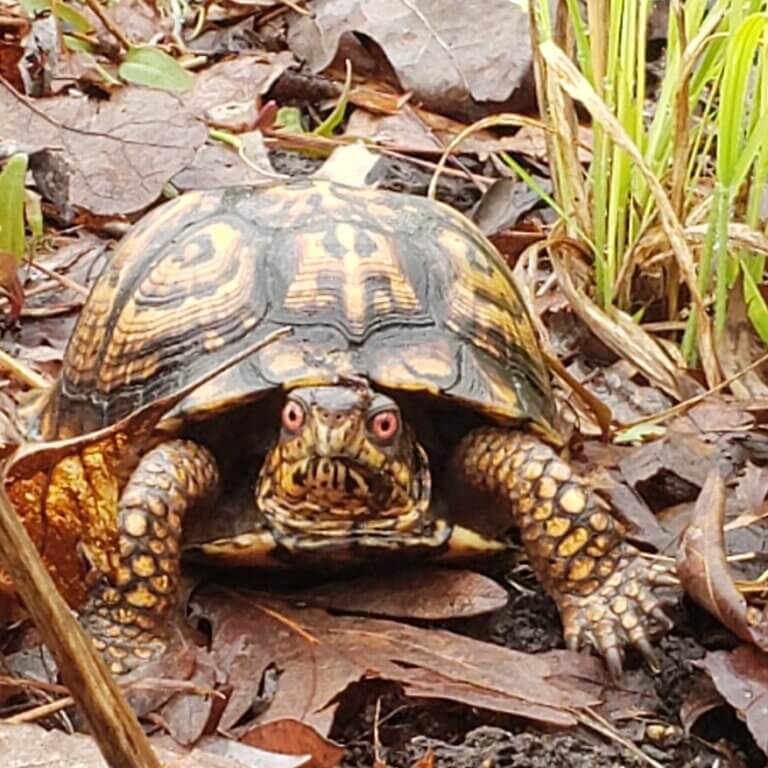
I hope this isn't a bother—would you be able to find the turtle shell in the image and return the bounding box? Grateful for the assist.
[39,180,557,442]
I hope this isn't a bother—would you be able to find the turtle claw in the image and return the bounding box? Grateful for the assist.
[559,549,678,680]
[600,643,625,682]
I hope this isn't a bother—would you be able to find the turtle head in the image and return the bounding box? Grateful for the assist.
[255,384,433,546]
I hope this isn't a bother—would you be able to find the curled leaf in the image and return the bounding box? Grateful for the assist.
[677,471,768,650]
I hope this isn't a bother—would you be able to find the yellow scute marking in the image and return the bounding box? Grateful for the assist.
[284,226,421,334]
[438,229,538,355]
[338,224,367,329]
[401,343,453,380]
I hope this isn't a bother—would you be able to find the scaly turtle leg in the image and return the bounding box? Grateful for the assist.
[83,439,219,674]
[453,428,677,679]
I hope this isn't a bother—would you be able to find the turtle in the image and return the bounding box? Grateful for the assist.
[4,179,676,678]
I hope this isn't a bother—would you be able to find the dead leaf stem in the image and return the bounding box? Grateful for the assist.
[81,0,132,51]
[0,349,49,390]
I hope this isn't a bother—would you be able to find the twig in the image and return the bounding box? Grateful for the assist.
[3,695,74,724]
[0,485,163,768]
[617,349,768,434]
[28,261,89,298]
[81,0,132,51]
[0,349,50,390]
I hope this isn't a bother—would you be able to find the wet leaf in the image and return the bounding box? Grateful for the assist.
[119,46,195,92]
[677,471,768,649]
[700,645,768,757]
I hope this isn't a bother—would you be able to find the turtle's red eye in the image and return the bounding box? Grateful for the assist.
[370,410,399,443]
[282,401,305,433]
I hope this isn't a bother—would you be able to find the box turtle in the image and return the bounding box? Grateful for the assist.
[3,180,676,677]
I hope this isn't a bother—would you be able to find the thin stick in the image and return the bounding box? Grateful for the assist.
[0,349,50,390]
[0,485,162,768]
[81,0,132,50]
[29,262,89,298]
[3,695,74,724]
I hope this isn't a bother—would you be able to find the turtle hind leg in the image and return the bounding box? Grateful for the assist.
[452,427,678,679]
[82,439,220,675]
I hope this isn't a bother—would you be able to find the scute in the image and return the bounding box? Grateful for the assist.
[41,180,555,441]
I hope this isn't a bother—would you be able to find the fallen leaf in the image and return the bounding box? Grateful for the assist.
[242,719,344,768]
[185,54,296,122]
[198,587,601,736]
[313,142,383,187]
[551,251,689,400]
[80,0,173,46]
[0,84,207,216]
[0,722,308,767]
[196,735,312,768]
[345,107,534,156]
[298,567,508,620]
[471,178,549,237]
[717,278,768,399]
[700,645,768,757]
[287,0,539,120]
[172,133,279,191]
[679,675,723,735]
[677,471,768,650]
[618,418,740,509]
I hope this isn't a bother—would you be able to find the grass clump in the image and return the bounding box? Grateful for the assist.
[532,0,768,383]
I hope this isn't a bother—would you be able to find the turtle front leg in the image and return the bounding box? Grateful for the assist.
[453,428,677,678]
[83,439,219,675]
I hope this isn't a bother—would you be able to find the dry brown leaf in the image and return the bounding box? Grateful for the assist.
[471,178,548,237]
[551,251,687,400]
[700,645,768,757]
[410,748,435,768]
[0,85,207,216]
[287,0,538,119]
[298,568,508,620]
[172,133,280,191]
[346,107,544,157]
[242,719,344,768]
[678,675,723,735]
[676,471,768,650]
[717,279,768,399]
[184,54,296,123]
[0,722,308,768]
[198,587,601,736]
